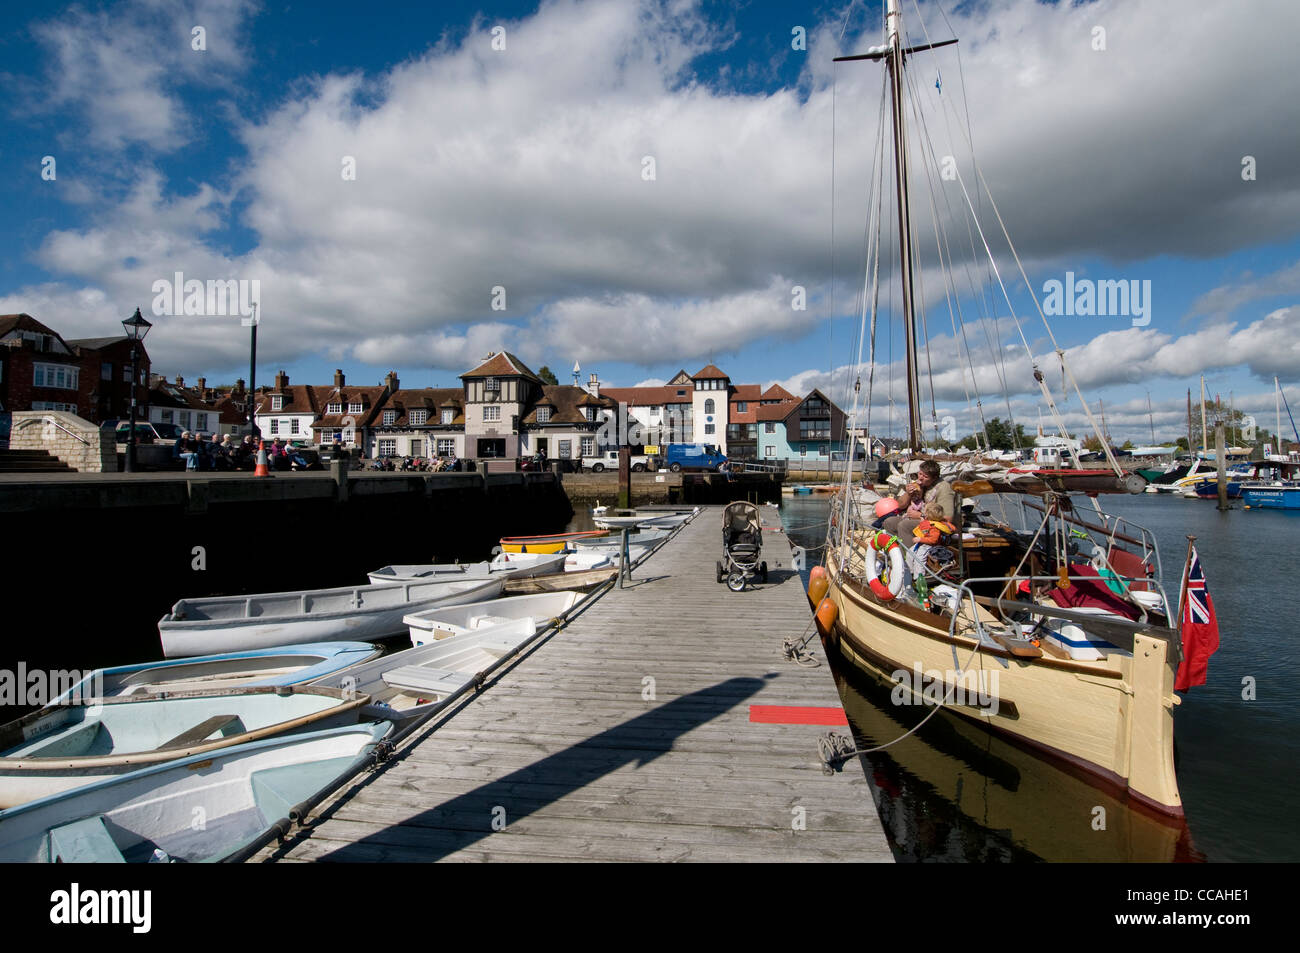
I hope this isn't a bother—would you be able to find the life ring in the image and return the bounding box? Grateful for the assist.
[865,531,905,602]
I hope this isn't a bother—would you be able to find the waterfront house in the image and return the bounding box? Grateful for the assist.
[755,389,849,463]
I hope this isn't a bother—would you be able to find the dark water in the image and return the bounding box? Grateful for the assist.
[780,493,1298,863]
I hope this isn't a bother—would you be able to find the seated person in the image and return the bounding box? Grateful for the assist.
[882,460,955,540]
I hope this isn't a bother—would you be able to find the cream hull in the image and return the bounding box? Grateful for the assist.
[824,558,1183,817]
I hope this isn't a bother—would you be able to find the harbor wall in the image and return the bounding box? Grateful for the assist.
[0,470,571,718]
[559,471,782,505]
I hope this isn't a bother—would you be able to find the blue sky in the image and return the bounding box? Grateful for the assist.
[2,0,1299,444]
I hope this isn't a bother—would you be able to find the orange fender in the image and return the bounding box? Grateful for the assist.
[807,565,829,606]
[814,597,838,638]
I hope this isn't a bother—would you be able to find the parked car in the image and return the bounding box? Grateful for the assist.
[663,443,727,473]
[580,449,655,473]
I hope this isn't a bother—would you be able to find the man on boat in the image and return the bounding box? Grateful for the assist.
[881,460,955,540]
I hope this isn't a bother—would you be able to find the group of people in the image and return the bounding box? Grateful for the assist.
[172,433,318,471]
[367,455,460,472]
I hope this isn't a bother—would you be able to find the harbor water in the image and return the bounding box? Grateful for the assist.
[780,492,1299,863]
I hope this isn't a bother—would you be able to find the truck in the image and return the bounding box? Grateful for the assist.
[580,449,654,473]
[664,443,727,473]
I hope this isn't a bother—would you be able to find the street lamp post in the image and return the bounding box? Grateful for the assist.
[243,304,259,440]
[122,307,152,473]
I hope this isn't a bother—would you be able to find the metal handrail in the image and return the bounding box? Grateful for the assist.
[15,415,92,447]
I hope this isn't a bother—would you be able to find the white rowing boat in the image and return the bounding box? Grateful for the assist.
[366,551,567,585]
[0,721,392,862]
[314,618,540,719]
[158,576,505,658]
[0,685,369,809]
[403,591,584,645]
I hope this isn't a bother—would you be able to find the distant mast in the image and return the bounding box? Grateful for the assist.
[1200,375,1208,455]
[1146,390,1156,445]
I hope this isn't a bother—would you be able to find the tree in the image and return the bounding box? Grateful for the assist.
[537,365,559,385]
[1081,435,1104,453]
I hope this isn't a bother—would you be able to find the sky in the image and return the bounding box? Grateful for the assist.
[2,0,1299,445]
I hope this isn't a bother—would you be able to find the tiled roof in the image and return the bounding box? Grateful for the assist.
[150,382,217,412]
[461,351,542,381]
[761,384,798,402]
[601,385,693,407]
[522,385,617,426]
[67,336,130,351]
[372,388,465,428]
[692,363,728,380]
[756,402,796,423]
[314,385,390,427]
[730,384,762,400]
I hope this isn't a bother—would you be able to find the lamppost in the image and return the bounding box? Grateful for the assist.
[242,303,260,440]
[122,307,152,473]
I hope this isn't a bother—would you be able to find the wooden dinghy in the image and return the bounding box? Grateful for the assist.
[501,566,617,595]
[158,576,505,658]
[0,685,369,809]
[366,551,567,585]
[499,531,608,554]
[314,618,539,719]
[0,721,392,863]
[572,527,669,549]
[52,642,382,702]
[402,591,584,645]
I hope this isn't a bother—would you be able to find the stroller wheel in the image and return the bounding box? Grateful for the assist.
[716,561,724,583]
[727,570,747,592]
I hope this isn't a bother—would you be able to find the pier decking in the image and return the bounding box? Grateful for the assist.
[260,507,892,862]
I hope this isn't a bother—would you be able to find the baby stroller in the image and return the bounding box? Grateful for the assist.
[717,501,767,591]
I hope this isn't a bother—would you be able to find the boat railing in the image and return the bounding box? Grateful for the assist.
[1010,498,1165,587]
[943,575,1179,658]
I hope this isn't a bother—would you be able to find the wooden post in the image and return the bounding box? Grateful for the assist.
[1215,421,1228,510]
[617,447,631,509]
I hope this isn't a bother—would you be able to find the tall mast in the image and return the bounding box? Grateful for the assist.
[1186,388,1192,454]
[1200,375,1208,455]
[1277,376,1282,456]
[886,0,923,451]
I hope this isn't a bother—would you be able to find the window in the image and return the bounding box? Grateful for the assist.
[584,407,596,422]
[409,439,422,457]
[271,396,283,411]
[410,410,427,426]
[484,377,500,393]
[348,402,362,414]
[437,438,456,455]
[269,419,279,435]
[581,436,595,456]
[483,406,501,422]
[327,402,341,415]
[536,406,551,423]
[123,367,133,383]
[800,443,807,456]
[100,364,112,381]
[441,409,454,424]
[180,411,191,428]
[737,401,747,413]
[197,414,209,431]
[704,399,715,415]
[820,444,828,455]
[558,440,572,459]
[33,363,78,390]
[704,423,715,435]
[800,420,831,440]
[383,410,397,426]
[378,438,397,457]
[676,390,686,397]
[33,401,77,413]
[160,410,174,423]
[765,445,775,457]
[290,418,299,435]
[318,429,334,445]
[765,422,776,433]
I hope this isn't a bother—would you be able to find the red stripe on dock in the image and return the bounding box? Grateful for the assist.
[749,705,849,726]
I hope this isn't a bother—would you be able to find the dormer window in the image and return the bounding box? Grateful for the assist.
[271,396,283,411]
[584,407,596,422]
[441,409,454,425]
[327,402,342,415]
[382,410,397,426]
[536,406,551,423]
[348,402,362,414]
[410,410,428,426]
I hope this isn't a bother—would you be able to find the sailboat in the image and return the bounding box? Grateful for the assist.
[1240,377,1300,509]
[818,1,1189,819]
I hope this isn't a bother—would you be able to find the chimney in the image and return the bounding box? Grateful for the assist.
[275,370,288,391]
[175,375,184,387]
[588,372,599,399]
[334,369,345,388]
[233,378,246,398]
[196,377,206,393]
[385,371,399,392]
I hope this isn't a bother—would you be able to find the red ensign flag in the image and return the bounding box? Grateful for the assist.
[1175,546,1220,691]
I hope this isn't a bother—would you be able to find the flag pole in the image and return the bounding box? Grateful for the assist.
[1175,534,1196,634]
